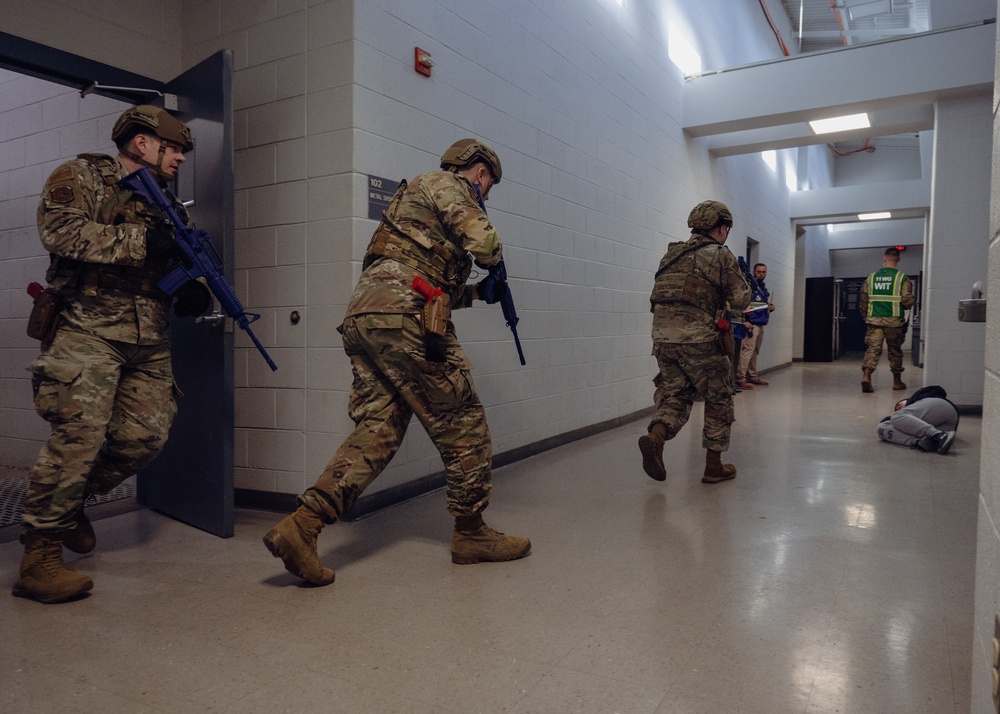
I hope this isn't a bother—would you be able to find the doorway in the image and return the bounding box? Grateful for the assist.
[0,34,235,537]
[839,277,867,353]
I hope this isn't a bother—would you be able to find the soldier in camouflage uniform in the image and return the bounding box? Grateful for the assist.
[638,201,750,484]
[860,247,914,393]
[14,106,211,604]
[263,139,530,586]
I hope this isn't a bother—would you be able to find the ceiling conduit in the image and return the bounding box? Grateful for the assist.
[829,0,849,45]
[828,139,876,156]
[759,0,792,55]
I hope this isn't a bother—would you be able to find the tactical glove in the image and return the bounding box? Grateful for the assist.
[173,279,212,317]
[145,227,190,266]
[477,274,507,304]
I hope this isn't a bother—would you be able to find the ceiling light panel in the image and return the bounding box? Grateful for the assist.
[858,212,892,220]
[809,113,871,134]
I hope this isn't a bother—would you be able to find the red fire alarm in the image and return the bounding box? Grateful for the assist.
[415,47,434,77]
[895,245,906,251]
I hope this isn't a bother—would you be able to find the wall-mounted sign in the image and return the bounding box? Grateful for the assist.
[367,175,400,220]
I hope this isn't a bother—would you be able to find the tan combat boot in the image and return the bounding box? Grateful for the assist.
[892,373,906,391]
[263,506,335,585]
[60,507,96,554]
[638,430,667,481]
[12,532,93,604]
[702,449,737,484]
[452,514,531,564]
[861,369,874,393]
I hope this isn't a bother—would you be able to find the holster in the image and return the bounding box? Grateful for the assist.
[27,290,63,342]
[421,293,451,338]
[717,330,735,357]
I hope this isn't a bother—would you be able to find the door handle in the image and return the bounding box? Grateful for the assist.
[195,312,227,326]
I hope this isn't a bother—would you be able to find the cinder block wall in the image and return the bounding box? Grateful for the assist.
[179,1,358,495]
[971,3,1000,708]
[174,0,801,500]
[923,95,992,406]
[0,1,799,507]
[0,0,190,468]
[0,71,130,466]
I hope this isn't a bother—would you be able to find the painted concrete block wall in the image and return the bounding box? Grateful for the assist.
[830,246,925,281]
[971,5,1000,709]
[345,0,797,490]
[802,228,832,279]
[833,142,924,187]
[174,1,356,496]
[827,219,926,251]
[0,70,131,467]
[0,0,801,492]
[718,149,796,373]
[924,96,992,407]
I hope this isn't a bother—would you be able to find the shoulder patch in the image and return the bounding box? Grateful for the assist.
[49,185,75,204]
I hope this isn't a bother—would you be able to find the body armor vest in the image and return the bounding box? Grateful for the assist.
[362,180,473,294]
[650,234,724,314]
[45,154,175,298]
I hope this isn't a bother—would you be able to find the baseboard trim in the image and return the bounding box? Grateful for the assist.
[236,406,654,520]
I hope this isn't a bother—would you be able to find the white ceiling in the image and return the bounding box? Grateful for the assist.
[689,2,994,227]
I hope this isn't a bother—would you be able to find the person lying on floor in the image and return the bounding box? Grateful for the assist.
[876,385,958,455]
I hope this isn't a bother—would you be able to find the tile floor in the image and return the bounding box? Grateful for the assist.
[0,358,980,713]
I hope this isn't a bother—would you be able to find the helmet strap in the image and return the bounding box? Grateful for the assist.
[154,142,169,177]
[120,140,172,181]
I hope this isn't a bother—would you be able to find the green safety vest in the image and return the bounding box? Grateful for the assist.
[867,267,906,318]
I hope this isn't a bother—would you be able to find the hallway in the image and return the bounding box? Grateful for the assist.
[1,358,979,713]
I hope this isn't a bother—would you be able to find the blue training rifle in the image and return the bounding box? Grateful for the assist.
[121,166,278,371]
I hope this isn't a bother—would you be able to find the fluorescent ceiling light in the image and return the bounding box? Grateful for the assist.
[858,212,891,221]
[809,113,871,134]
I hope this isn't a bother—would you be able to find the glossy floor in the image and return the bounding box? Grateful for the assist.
[1,359,979,713]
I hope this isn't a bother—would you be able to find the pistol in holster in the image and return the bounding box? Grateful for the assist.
[26,282,63,342]
[715,312,735,358]
[422,293,451,339]
[412,276,452,362]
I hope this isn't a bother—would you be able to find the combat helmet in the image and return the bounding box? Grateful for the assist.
[440,139,502,183]
[112,105,193,152]
[687,200,733,231]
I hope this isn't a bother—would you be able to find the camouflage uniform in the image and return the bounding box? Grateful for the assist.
[23,154,184,532]
[860,269,914,375]
[298,170,502,521]
[648,233,750,451]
